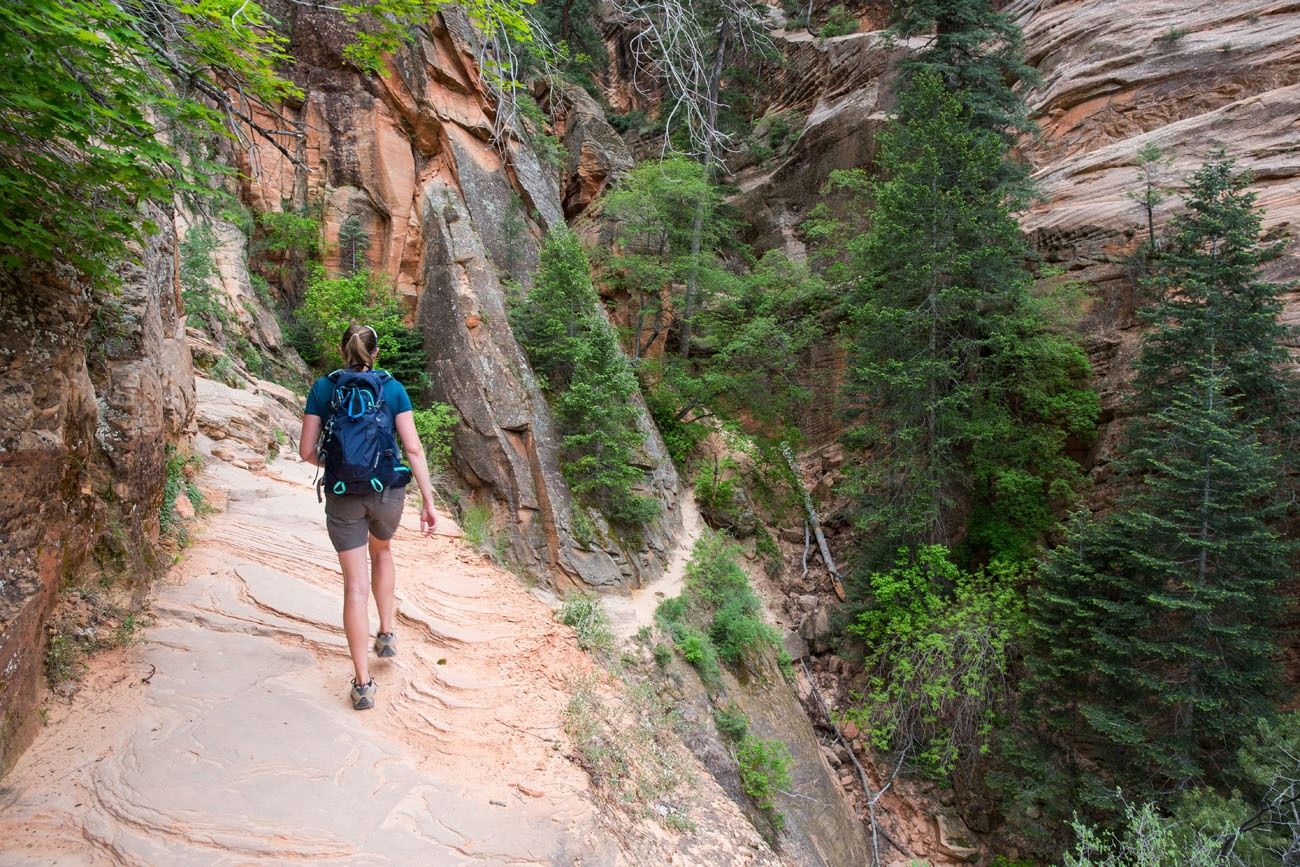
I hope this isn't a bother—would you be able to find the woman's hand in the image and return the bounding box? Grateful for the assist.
[421,501,438,536]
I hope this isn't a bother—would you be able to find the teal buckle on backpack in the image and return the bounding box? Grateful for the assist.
[333,480,347,495]
[370,478,384,492]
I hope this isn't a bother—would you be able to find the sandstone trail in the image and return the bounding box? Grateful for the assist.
[0,455,769,865]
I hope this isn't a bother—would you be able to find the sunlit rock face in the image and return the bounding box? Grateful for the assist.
[238,4,680,589]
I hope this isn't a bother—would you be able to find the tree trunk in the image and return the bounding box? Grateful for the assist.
[680,18,731,358]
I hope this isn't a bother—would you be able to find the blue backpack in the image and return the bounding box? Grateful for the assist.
[315,369,411,498]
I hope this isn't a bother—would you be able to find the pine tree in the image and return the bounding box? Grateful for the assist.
[1137,152,1298,449]
[838,71,1094,567]
[889,0,1039,137]
[511,231,658,526]
[1021,154,1298,822]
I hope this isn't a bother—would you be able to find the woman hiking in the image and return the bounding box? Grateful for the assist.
[298,324,438,710]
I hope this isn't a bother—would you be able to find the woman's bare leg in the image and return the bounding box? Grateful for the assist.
[338,545,371,684]
[369,534,396,635]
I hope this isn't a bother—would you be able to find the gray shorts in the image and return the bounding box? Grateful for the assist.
[324,487,406,552]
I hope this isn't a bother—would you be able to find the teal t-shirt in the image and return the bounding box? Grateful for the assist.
[304,370,413,417]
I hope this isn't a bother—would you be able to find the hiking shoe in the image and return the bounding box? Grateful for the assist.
[374,632,397,658]
[350,677,377,711]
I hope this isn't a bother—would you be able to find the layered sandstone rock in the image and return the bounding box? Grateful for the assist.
[0,206,194,773]
[234,6,680,588]
[1013,0,1300,476]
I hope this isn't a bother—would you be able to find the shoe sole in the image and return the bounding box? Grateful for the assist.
[353,697,374,711]
[375,645,396,658]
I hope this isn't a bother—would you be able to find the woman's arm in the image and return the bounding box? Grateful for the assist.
[393,410,438,534]
[299,414,322,466]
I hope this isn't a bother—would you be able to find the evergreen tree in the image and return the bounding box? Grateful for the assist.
[1136,153,1298,449]
[888,0,1039,137]
[838,71,1094,567]
[511,231,658,526]
[1021,154,1298,824]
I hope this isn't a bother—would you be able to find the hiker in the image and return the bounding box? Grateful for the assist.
[298,324,438,710]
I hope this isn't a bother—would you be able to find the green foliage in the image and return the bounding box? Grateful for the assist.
[459,502,496,551]
[609,159,827,470]
[1020,154,1298,829]
[516,92,568,171]
[888,0,1040,137]
[1135,152,1298,447]
[411,402,459,469]
[605,158,725,356]
[1060,713,1300,865]
[335,0,536,73]
[557,593,615,657]
[834,72,1094,569]
[1064,800,1222,867]
[0,0,298,285]
[652,642,673,667]
[179,224,230,337]
[819,5,859,37]
[295,266,407,372]
[657,530,783,685]
[735,734,793,829]
[512,231,658,526]
[713,703,749,742]
[160,447,203,541]
[643,382,710,468]
[676,625,722,687]
[1127,142,1173,255]
[256,209,321,257]
[847,546,1025,777]
[523,0,608,86]
[693,456,748,532]
[1155,26,1189,47]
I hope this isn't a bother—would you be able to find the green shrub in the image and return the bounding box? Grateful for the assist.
[659,529,785,680]
[676,625,721,688]
[257,208,320,256]
[295,265,408,373]
[179,224,230,337]
[819,4,859,37]
[693,456,750,532]
[847,545,1026,777]
[160,446,202,541]
[557,593,615,657]
[684,530,752,607]
[411,402,458,468]
[459,501,495,550]
[709,593,780,665]
[655,595,688,627]
[713,703,749,742]
[754,526,782,578]
[653,642,673,667]
[736,734,793,828]
[1156,25,1188,47]
[644,383,709,468]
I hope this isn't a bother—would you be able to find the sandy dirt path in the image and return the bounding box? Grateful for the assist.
[601,493,704,642]
[0,458,624,866]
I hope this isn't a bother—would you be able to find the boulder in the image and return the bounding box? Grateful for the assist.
[798,603,834,654]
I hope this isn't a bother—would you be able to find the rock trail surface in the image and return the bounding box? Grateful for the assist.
[0,457,768,865]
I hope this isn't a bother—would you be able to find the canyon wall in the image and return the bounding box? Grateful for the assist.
[238,3,681,589]
[0,209,195,773]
